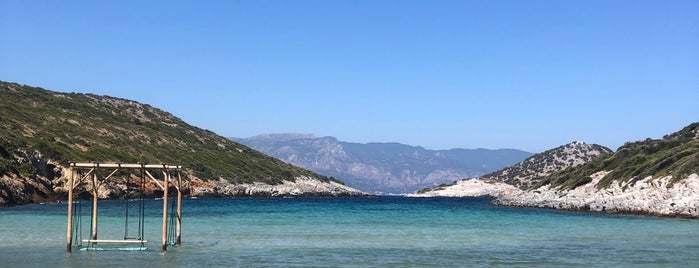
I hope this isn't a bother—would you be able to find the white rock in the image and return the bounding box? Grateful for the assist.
[494,173,699,218]
[409,178,522,198]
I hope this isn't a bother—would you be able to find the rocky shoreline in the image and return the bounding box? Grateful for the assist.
[494,173,699,218]
[1,164,366,206]
[415,174,699,219]
[409,178,520,198]
[188,176,366,197]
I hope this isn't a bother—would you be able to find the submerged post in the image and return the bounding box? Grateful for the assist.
[91,170,98,240]
[176,171,182,245]
[66,167,74,252]
[161,168,169,251]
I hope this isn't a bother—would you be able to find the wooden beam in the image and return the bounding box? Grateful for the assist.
[71,163,181,169]
[102,168,120,181]
[145,170,165,191]
[72,168,94,190]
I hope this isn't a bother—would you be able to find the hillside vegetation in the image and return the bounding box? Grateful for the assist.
[485,142,612,189]
[416,141,612,194]
[0,81,336,185]
[542,122,699,190]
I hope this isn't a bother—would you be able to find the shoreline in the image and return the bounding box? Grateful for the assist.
[414,174,699,219]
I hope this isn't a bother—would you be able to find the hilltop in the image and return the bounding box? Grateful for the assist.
[234,134,532,194]
[493,122,699,217]
[541,123,699,190]
[0,81,362,205]
[416,141,612,196]
[418,123,699,218]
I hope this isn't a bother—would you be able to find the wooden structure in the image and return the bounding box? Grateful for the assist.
[66,162,184,252]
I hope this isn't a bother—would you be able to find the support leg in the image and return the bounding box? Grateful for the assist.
[176,172,182,245]
[66,167,74,252]
[161,169,169,251]
[91,171,98,240]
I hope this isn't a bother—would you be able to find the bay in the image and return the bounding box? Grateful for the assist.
[1,197,697,267]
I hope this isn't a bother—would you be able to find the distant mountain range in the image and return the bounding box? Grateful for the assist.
[233,134,532,194]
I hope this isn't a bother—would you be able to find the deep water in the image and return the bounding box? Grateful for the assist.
[1,196,698,267]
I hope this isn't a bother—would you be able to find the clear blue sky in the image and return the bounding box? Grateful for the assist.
[1,0,697,153]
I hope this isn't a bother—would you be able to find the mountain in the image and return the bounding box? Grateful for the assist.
[417,141,613,195]
[0,81,362,206]
[233,134,532,194]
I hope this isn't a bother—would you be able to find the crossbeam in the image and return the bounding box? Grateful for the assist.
[70,163,182,169]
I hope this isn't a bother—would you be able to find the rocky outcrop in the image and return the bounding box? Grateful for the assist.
[0,173,55,206]
[494,173,699,218]
[0,153,62,206]
[189,176,365,197]
[409,178,521,198]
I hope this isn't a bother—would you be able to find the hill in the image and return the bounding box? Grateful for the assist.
[416,141,613,196]
[481,142,613,189]
[494,122,699,217]
[541,122,699,190]
[417,123,699,218]
[0,81,362,205]
[234,134,532,193]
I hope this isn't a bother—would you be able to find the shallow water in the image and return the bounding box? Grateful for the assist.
[1,197,697,267]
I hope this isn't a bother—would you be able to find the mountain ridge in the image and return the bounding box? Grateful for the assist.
[234,134,532,194]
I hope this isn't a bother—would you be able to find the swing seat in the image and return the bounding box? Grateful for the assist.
[80,246,148,251]
[81,239,148,251]
[82,239,148,244]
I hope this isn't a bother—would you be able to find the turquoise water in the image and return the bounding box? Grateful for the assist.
[1,197,698,267]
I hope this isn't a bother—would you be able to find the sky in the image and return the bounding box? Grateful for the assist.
[1,0,697,153]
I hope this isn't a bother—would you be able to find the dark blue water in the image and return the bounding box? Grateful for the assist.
[1,197,697,267]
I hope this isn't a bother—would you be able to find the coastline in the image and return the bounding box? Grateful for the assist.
[493,173,699,219]
[1,171,367,207]
[412,174,699,219]
[188,176,367,198]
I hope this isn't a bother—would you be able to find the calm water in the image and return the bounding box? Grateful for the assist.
[1,197,697,267]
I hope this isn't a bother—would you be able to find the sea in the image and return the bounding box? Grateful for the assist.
[1,196,698,267]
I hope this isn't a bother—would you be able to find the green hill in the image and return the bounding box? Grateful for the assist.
[542,122,699,190]
[0,80,341,204]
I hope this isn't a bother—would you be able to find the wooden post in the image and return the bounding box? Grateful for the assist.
[66,167,74,252]
[91,170,98,240]
[161,168,169,251]
[176,171,182,245]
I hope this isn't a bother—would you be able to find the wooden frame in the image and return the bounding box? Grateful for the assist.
[66,162,183,252]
